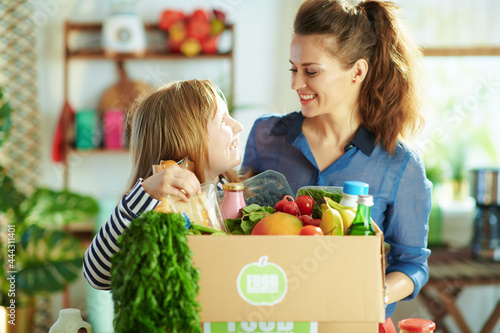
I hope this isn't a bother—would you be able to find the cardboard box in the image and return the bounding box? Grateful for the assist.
[188,229,385,333]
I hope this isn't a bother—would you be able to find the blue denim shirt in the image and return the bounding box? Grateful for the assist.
[243,112,432,319]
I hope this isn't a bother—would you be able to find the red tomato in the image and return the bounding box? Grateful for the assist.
[299,225,324,236]
[295,195,314,216]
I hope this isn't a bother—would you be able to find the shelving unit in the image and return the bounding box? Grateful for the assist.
[422,47,500,56]
[61,21,235,188]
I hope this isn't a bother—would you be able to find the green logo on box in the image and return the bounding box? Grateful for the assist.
[204,322,318,333]
[237,256,287,306]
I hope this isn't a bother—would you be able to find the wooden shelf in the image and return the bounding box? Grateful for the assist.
[422,47,500,56]
[65,21,234,61]
[67,48,233,61]
[70,148,129,155]
[66,21,160,31]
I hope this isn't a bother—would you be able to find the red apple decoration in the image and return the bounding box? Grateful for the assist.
[187,19,211,41]
[191,9,209,22]
[201,36,219,54]
[168,38,183,53]
[159,10,185,31]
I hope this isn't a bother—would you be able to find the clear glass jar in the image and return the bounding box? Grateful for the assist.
[398,318,436,332]
[221,183,246,220]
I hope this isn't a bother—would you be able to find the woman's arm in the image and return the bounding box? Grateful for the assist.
[385,271,414,305]
[384,149,432,302]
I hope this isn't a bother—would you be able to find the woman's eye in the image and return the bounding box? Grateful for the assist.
[289,68,297,73]
[307,71,318,76]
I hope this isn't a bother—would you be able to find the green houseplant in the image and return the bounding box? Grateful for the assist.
[0,87,99,332]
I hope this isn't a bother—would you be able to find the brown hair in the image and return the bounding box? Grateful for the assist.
[294,0,423,153]
[126,79,235,190]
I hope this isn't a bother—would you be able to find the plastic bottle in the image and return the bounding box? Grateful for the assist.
[49,308,92,333]
[398,318,436,332]
[346,194,375,236]
[339,181,369,208]
[221,182,246,220]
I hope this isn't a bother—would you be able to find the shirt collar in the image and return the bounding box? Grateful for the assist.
[270,111,376,157]
[346,125,376,157]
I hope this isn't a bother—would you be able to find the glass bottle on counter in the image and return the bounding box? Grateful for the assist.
[398,318,436,333]
[49,308,92,333]
[339,180,369,208]
[221,182,246,220]
[346,194,375,236]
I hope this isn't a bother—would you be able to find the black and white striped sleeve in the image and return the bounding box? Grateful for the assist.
[83,179,160,290]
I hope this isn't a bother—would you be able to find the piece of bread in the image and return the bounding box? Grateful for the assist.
[154,192,222,230]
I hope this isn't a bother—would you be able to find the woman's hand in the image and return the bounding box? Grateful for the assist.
[142,165,201,202]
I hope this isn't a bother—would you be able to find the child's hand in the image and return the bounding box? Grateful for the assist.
[142,165,201,202]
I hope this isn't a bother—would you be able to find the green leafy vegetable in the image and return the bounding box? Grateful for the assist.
[297,188,342,219]
[111,211,202,333]
[225,204,275,235]
[188,223,226,235]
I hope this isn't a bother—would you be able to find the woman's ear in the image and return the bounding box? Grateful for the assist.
[352,59,369,83]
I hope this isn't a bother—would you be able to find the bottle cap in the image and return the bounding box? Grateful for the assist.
[357,194,374,206]
[222,182,245,191]
[398,318,436,332]
[343,181,369,195]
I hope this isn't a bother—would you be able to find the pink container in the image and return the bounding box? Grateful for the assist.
[221,183,246,220]
[103,109,125,150]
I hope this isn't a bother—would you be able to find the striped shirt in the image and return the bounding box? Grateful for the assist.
[83,179,160,290]
[84,177,227,290]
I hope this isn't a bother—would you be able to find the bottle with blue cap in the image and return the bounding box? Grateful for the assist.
[339,180,369,208]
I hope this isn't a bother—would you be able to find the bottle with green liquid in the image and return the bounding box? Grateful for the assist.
[347,194,375,236]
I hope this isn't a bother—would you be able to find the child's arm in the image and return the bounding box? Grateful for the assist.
[83,167,201,290]
[83,179,159,290]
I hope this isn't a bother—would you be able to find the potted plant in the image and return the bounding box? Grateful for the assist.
[0,87,99,333]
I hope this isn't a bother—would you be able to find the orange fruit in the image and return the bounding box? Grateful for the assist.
[160,160,178,169]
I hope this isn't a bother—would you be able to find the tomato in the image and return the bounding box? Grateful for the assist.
[295,195,314,216]
[299,225,324,236]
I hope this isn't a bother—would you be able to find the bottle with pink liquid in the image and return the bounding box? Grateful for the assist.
[221,183,246,220]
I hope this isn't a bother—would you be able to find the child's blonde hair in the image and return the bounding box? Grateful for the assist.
[126,79,226,189]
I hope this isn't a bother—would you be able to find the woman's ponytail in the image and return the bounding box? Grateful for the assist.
[357,0,423,153]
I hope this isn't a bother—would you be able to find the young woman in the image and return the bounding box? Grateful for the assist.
[243,1,431,331]
[84,79,243,290]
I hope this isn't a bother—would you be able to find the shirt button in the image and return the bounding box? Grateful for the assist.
[349,144,354,149]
